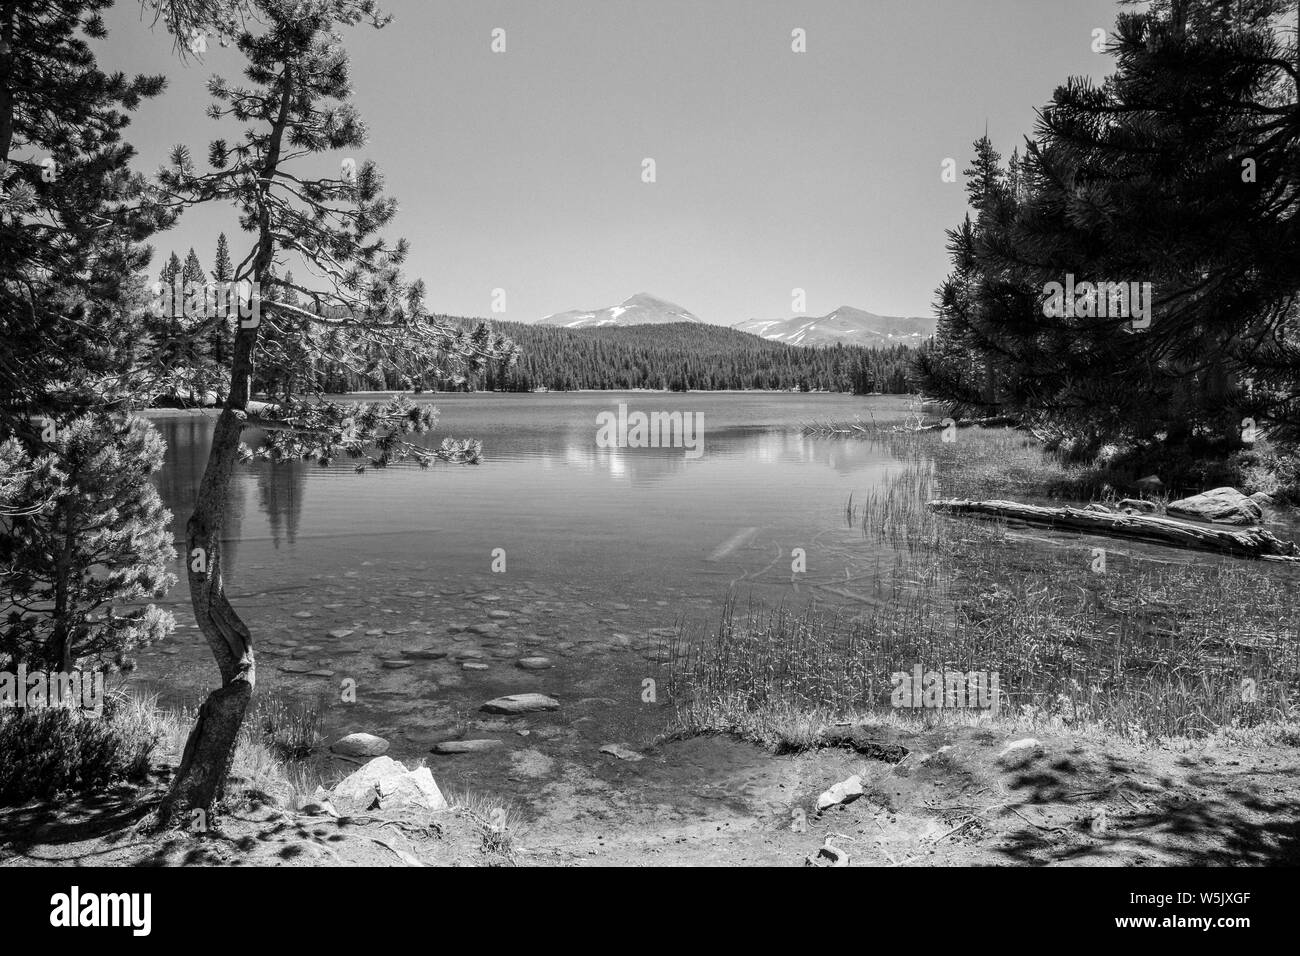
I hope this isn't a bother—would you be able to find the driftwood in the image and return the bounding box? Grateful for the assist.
[907,415,1021,433]
[927,498,1300,562]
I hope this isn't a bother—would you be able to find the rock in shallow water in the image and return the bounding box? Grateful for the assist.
[480,693,560,714]
[517,657,553,670]
[431,739,504,754]
[1167,487,1262,525]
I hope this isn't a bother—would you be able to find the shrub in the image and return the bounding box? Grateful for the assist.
[0,692,163,805]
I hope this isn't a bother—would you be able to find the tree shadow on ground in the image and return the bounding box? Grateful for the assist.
[993,752,1300,865]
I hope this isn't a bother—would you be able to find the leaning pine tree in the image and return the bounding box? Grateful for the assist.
[154,0,516,820]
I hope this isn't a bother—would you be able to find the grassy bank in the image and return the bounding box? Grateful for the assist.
[661,425,1300,749]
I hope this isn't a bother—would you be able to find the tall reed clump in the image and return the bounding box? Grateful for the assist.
[665,426,1300,744]
[159,693,327,808]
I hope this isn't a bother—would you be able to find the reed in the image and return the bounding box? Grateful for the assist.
[665,427,1300,743]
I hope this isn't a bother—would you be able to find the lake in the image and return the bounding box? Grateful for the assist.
[137,392,925,785]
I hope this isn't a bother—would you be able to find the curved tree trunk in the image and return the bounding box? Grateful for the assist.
[157,331,259,823]
[158,65,292,824]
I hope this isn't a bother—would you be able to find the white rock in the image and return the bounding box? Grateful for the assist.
[816,774,864,811]
[332,755,407,809]
[331,756,448,812]
[384,765,448,812]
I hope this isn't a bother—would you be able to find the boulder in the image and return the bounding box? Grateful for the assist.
[1134,475,1163,492]
[481,693,560,714]
[331,756,448,812]
[384,766,448,812]
[330,732,389,757]
[1166,487,1262,525]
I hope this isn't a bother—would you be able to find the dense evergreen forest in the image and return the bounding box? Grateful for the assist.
[455,320,916,393]
[146,255,921,397]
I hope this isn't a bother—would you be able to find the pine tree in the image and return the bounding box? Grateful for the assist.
[0,415,175,671]
[182,247,204,287]
[155,0,517,819]
[159,251,183,289]
[918,0,1300,454]
[0,1,172,432]
[209,232,234,368]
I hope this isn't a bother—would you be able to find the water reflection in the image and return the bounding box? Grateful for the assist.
[256,461,307,549]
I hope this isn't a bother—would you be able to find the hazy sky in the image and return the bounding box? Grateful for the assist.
[102,0,1120,325]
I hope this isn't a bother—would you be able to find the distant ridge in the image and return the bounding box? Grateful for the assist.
[733,306,935,347]
[535,292,704,328]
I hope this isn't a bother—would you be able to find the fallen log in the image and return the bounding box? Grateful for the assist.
[927,498,1300,562]
[907,415,1021,433]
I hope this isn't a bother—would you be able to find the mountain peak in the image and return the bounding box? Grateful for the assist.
[733,307,934,347]
[537,293,704,328]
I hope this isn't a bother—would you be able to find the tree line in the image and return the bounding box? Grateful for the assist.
[143,251,920,397]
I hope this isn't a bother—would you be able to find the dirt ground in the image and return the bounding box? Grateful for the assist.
[2,725,1297,867]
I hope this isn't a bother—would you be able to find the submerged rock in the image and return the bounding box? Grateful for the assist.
[431,739,504,755]
[517,656,553,670]
[481,693,560,714]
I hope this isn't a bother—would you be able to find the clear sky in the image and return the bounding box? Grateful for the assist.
[101,0,1120,325]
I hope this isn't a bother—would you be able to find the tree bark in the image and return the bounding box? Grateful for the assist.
[158,65,294,823]
[0,1,18,163]
[157,336,258,822]
[927,498,1300,561]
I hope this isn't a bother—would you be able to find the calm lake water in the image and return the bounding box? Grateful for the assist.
[136,393,923,784]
